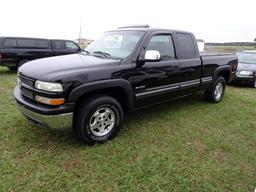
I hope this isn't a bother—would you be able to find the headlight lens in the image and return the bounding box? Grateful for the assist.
[35,80,63,92]
[239,71,253,76]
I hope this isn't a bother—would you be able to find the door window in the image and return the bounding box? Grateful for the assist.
[53,41,66,49]
[66,41,79,50]
[146,35,176,61]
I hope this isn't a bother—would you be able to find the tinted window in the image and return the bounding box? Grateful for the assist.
[146,35,175,61]
[53,41,66,49]
[36,40,49,48]
[17,39,37,48]
[66,41,79,50]
[4,39,18,47]
[176,33,197,59]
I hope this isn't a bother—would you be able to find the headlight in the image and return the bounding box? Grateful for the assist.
[239,71,253,76]
[35,80,63,92]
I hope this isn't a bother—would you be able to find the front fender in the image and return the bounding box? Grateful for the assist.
[68,79,134,110]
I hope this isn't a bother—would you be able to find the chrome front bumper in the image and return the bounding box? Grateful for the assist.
[17,102,73,130]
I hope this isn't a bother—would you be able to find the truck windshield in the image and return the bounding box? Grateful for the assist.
[237,52,256,64]
[85,31,145,59]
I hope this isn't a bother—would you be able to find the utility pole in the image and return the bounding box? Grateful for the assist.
[79,17,82,44]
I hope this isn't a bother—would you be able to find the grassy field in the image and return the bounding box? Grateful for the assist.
[0,66,255,192]
[204,45,256,53]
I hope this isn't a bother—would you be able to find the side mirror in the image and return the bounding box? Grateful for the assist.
[137,50,161,67]
[144,50,161,61]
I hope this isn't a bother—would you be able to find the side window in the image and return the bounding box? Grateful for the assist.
[66,41,79,50]
[53,41,66,49]
[17,39,37,48]
[176,33,197,59]
[36,40,49,48]
[4,39,18,48]
[146,35,175,61]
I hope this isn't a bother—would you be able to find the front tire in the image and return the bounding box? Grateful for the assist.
[74,95,124,145]
[205,77,226,102]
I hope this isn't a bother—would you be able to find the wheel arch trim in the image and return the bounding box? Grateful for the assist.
[68,79,134,110]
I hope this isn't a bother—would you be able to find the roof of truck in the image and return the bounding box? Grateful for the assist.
[108,25,193,34]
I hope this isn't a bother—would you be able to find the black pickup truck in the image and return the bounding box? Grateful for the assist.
[0,37,81,70]
[14,26,238,144]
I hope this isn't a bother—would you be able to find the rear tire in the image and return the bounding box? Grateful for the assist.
[74,95,124,145]
[205,77,226,102]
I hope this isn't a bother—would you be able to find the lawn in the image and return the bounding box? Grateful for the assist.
[0,66,255,192]
[204,45,256,53]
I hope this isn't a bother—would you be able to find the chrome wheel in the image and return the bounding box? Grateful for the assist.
[214,82,223,101]
[88,107,116,137]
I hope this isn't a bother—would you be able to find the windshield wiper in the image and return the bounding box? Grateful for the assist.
[92,51,121,60]
[80,50,90,54]
[93,51,112,58]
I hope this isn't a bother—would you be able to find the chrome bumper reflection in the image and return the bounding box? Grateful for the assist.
[17,103,73,130]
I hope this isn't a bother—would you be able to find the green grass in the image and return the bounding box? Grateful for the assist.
[205,45,256,53]
[0,66,255,192]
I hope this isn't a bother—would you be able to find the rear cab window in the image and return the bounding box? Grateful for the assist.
[4,39,18,48]
[17,39,37,48]
[4,38,50,49]
[176,33,197,59]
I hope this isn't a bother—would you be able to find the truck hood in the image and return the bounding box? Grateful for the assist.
[237,63,256,72]
[19,53,120,81]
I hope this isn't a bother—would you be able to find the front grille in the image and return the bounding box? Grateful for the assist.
[18,73,35,100]
[19,74,34,87]
[20,86,34,100]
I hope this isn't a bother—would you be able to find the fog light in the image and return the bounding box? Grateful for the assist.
[35,95,65,105]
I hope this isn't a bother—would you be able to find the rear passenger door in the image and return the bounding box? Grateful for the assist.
[52,40,80,56]
[175,33,201,91]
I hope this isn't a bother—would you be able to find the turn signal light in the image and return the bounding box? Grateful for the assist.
[35,95,65,106]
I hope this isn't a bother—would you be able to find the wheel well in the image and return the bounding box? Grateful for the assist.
[218,70,230,83]
[74,87,131,113]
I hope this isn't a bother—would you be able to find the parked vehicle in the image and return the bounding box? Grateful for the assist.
[14,26,238,144]
[232,50,256,87]
[0,37,81,70]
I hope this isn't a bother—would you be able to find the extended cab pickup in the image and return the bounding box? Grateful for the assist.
[14,26,238,144]
[0,37,81,70]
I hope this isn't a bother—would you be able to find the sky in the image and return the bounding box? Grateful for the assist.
[0,0,255,43]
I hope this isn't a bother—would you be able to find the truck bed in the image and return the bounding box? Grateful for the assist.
[200,52,235,57]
